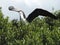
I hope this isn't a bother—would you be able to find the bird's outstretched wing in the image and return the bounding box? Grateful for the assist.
[26,8,57,22]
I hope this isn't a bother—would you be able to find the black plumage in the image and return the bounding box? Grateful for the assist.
[26,8,57,22]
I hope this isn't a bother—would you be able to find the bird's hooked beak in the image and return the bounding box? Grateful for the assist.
[8,6,21,12]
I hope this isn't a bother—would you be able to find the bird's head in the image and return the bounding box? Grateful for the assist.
[8,6,26,19]
[8,6,21,12]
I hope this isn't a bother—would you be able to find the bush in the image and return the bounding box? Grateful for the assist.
[0,8,60,45]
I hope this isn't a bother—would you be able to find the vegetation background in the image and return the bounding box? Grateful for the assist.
[0,7,60,45]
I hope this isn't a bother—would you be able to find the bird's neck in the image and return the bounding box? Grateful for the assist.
[19,11,26,20]
[19,11,28,25]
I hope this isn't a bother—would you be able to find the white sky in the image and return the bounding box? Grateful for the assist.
[0,0,60,20]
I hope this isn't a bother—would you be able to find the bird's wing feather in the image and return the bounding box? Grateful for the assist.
[26,8,57,22]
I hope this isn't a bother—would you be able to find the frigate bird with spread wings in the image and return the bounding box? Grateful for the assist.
[8,6,57,24]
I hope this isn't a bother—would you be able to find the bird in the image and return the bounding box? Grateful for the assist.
[8,6,57,24]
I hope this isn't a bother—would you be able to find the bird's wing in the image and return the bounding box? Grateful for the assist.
[26,8,57,22]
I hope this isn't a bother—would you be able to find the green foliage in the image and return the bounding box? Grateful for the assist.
[0,9,60,45]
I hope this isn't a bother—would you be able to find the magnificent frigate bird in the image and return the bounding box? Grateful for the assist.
[8,6,57,24]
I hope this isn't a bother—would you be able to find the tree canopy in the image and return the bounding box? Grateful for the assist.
[0,8,60,45]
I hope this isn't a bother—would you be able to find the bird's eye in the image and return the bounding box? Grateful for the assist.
[9,6,14,10]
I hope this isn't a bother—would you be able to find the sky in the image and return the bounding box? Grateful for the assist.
[0,0,60,20]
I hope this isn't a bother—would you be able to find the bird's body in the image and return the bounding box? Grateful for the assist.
[26,8,57,22]
[9,6,57,24]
